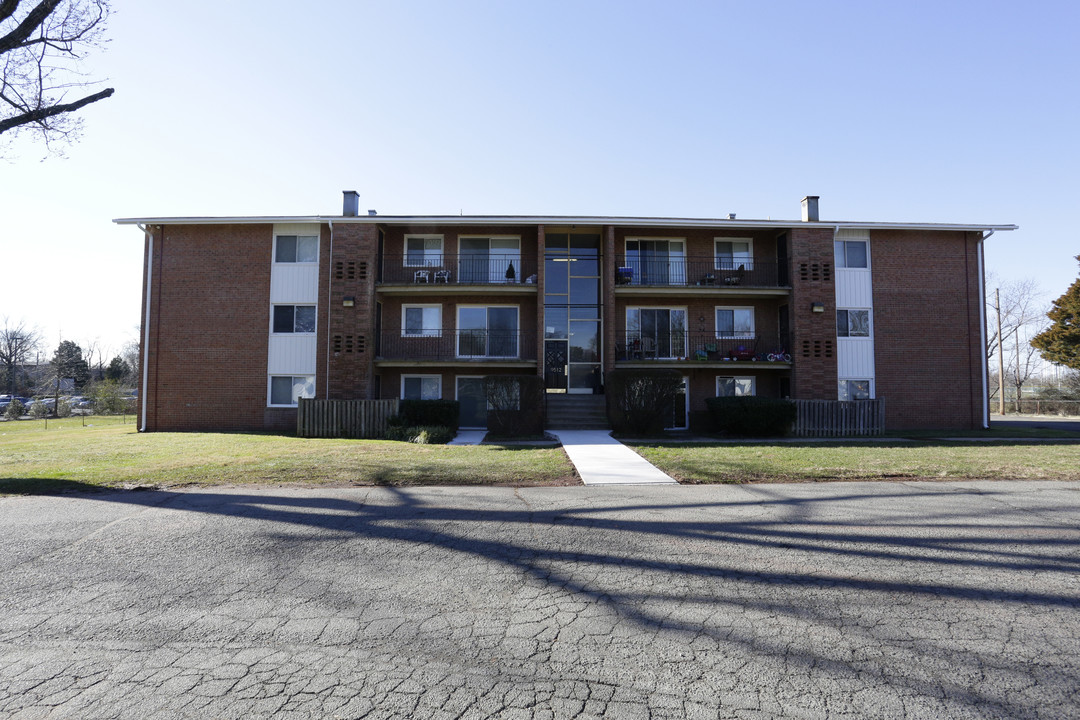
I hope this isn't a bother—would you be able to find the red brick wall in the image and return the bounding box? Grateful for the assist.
[872,230,984,429]
[142,223,274,431]
[326,223,378,399]
[789,228,838,399]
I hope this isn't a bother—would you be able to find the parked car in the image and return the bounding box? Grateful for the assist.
[0,396,32,412]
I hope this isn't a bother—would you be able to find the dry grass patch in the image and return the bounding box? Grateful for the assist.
[0,419,578,494]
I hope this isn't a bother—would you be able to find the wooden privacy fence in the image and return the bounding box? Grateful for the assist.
[793,399,885,437]
[297,398,400,438]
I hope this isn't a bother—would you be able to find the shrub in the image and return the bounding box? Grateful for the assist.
[4,399,25,420]
[89,380,128,415]
[705,396,796,437]
[398,399,460,431]
[385,424,454,444]
[484,375,544,438]
[28,401,48,419]
[605,369,683,436]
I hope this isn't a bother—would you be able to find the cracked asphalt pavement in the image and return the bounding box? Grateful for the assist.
[1,480,1079,719]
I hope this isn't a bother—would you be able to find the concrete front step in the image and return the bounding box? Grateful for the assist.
[546,394,610,430]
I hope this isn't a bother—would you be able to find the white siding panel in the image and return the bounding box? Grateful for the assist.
[837,339,875,378]
[273,222,322,237]
[270,264,320,303]
[268,335,318,375]
[835,269,874,307]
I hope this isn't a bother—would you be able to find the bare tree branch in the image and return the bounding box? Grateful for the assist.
[0,0,111,154]
[0,84,109,133]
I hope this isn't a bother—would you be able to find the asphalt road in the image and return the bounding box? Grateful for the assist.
[2,481,1079,719]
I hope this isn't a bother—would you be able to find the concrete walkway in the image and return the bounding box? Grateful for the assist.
[448,430,487,445]
[548,430,677,485]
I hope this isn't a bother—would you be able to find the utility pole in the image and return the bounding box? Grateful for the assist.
[1015,327,1022,414]
[995,288,1005,415]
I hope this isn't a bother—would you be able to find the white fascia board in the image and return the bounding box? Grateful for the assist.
[113,215,1018,233]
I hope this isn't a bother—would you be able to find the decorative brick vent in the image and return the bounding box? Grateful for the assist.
[798,262,832,283]
[801,339,834,358]
[333,334,365,354]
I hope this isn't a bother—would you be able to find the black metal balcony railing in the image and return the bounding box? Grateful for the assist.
[378,330,537,362]
[615,257,785,288]
[616,332,792,362]
[380,254,536,286]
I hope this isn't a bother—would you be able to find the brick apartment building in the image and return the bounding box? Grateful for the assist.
[116,194,1014,433]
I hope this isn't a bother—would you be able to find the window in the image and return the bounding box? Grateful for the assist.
[834,240,868,269]
[836,309,871,337]
[275,235,319,263]
[272,305,316,333]
[457,306,519,357]
[717,376,754,397]
[269,375,315,406]
[402,305,442,337]
[839,379,872,401]
[626,308,687,358]
[715,239,754,270]
[625,239,686,285]
[404,235,443,267]
[715,307,755,338]
[402,375,441,400]
[459,237,521,283]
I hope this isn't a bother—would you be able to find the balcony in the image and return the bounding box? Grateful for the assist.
[614,257,788,292]
[379,254,537,293]
[376,330,537,366]
[616,332,792,367]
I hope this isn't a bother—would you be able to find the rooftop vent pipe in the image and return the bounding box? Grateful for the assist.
[368,209,377,216]
[801,196,820,222]
[343,190,359,217]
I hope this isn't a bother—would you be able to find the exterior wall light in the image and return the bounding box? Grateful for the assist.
[811,302,825,313]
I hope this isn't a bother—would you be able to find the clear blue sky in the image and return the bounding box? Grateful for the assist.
[2,0,1077,360]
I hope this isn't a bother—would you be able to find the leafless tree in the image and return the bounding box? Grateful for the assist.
[986,276,1049,411]
[0,317,40,394]
[0,0,113,153]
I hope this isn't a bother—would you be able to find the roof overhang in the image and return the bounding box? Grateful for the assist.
[113,214,1018,233]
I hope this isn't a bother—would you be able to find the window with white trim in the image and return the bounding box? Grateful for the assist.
[834,240,868,269]
[716,376,755,397]
[269,375,315,406]
[714,238,753,270]
[402,305,442,337]
[715,307,755,338]
[401,375,441,400]
[836,309,871,337]
[838,379,872,400]
[457,306,519,357]
[275,235,319,263]
[626,307,687,359]
[459,236,521,283]
[272,305,316,333]
[404,235,444,267]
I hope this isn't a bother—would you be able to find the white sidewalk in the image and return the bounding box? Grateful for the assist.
[549,430,678,485]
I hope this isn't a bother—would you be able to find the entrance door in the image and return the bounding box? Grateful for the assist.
[456,377,487,428]
[544,232,601,393]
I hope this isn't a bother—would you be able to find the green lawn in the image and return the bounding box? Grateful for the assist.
[0,418,578,494]
[629,440,1080,483]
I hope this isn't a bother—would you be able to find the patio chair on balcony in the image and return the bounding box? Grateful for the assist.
[723,265,746,286]
[414,270,430,283]
[433,270,450,283]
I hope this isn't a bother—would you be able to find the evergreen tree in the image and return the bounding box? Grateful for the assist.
[104,356,130,383]
[1032,256,1080,370]
[51,340,90,389]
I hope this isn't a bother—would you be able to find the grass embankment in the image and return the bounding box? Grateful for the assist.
[0,417,577,494]
[629,440,1080,484]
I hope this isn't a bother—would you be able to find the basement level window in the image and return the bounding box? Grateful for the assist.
[839,379,872,401]
[276,235,319,263]
[269,376,315,406]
